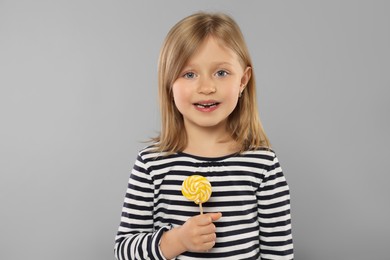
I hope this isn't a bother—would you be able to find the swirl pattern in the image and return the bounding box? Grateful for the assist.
[182,175,212,204]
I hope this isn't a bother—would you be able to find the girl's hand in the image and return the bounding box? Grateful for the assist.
[177,212,222,252]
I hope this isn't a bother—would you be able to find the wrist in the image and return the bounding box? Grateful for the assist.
[160,227,187,259]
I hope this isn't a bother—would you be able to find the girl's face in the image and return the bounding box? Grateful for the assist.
[172,36,251,133]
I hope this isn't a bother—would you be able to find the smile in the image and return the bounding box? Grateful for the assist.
[194,102,220,109]
[193,101,220,112]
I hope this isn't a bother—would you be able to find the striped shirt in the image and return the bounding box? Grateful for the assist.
[114,146,293,260]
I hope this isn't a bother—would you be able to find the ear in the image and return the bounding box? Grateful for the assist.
[240,66,252,92]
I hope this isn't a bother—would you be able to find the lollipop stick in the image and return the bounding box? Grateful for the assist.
[199,203,203,215]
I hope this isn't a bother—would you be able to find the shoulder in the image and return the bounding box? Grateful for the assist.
[137,144,179,165]
[237,147,282,172]
[138,144,162,159]
[240,147,277,161]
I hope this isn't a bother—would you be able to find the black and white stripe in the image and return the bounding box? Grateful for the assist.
[115,146,293,260]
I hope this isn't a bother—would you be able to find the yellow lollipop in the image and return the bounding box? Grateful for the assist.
[182,175,212,214]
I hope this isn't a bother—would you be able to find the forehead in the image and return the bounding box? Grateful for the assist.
[184,36,240,66]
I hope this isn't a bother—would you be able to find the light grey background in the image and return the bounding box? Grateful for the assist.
[1,1,389,259]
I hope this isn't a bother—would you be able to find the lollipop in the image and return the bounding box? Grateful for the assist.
[182,175,212,214]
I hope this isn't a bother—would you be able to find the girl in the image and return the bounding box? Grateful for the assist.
[115,12,293,260]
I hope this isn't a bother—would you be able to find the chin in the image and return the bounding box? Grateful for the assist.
[196,120,227,129]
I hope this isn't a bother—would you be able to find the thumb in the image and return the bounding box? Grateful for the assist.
[207,212,222,221]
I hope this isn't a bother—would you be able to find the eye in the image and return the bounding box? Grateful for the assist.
[183,72,196,79]
[215,70,229,77]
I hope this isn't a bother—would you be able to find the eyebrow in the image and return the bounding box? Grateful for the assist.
[214,62,234,67]
[183,62,234,69]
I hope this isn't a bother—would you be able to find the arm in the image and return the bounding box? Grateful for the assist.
[114,154,169,260]
[160,212,222,259]
[257,153,294,260]
[114,153,221,260]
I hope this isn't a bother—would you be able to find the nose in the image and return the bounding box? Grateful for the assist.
[198,77,216,94]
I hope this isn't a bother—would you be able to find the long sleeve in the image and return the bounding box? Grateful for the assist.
[257,154,294,260]
[114,154,170,260]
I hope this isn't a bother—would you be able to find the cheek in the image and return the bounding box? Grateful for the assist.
[224,85,241,109]
[225,83,241,99]
[172,84,190,109]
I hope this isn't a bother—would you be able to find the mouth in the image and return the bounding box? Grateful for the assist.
[193,102,220,109]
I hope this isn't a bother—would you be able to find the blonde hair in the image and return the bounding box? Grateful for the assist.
[153,12,270,153]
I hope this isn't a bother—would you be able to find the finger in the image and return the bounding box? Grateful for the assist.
[209,212,222,221]
[195,214,214,226]
[196,212,222,225]
[202,240,216,251]
[201,232,217,243]
[198,223,216,235]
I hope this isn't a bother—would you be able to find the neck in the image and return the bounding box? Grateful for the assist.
[183,122,239,157]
